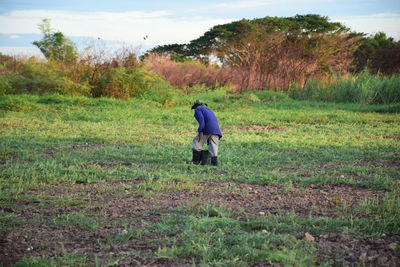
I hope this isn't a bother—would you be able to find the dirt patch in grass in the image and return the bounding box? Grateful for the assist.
[0,122,21,128]
[383,135,400,140]
[230,124,285,131]
[152,182,384,218]
[316,232,400,266]
[84,162,135,169]
[0,154,18,168]
[357,159,400,168]
[1,224,191,266]
[1,181,398,266]
[22,179,144,198]
[43,142,107,158]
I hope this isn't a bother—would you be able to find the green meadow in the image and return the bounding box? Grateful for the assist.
[1,91,399,266]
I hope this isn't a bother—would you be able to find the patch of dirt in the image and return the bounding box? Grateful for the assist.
[383,135,400,140]
[232,124,285,131]
[316,232,400,266]
[1,181,398,266]
[357,159,400,168]
[0,154,18,168]
[0,224,192,266]
[0,123,21,128]
[43,142,106,158]
[152,182,384,218]
[42,109,61,113]
[83,162,135,169]
[22,179,143,197]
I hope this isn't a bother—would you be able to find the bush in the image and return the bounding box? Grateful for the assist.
[95,66,179,105]
[0,75,11,96]
[95,67,147,98]
[0,57,177,103]
[0,60,91,96]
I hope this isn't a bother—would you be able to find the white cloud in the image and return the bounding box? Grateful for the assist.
[216,0,270,9]
[9,34,22,39]
[0,46,43,58]
[215,0,334,9]
[332,13,400,40]
[0,9,232,48]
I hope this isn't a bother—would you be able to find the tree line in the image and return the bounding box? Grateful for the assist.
[1,15,399,98]
[149,14,400,90]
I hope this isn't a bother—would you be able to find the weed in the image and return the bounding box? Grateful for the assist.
[155,207,316,266]
[52,212,99,231]
[353,191,400,234]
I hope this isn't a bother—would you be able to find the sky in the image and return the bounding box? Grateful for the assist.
[0,0,399,57]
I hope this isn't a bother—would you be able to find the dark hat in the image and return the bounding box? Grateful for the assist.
[191,100,208,109]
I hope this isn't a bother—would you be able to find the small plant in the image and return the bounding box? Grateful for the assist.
[156,210,316,266]
[52,213,99,231]
[353,192,400,234]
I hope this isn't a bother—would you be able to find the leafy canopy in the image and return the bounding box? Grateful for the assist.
[148,14,348,62]
[32,19,78,63]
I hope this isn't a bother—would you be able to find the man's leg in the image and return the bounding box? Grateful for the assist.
[190,135,209,164]
[208,135,219,166]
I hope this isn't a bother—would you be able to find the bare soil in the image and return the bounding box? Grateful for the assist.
[1,181,399,266]
[230,124,286,132]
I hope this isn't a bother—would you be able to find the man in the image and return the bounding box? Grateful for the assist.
[189,100,222,166]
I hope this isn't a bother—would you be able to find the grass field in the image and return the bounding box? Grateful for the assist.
[1,91,399,266]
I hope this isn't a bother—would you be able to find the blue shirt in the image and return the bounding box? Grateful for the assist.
[194,107,222,138]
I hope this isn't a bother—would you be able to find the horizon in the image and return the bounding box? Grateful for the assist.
[0,0,399,57]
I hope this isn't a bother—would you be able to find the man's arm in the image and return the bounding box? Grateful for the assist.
[194,109,205,135]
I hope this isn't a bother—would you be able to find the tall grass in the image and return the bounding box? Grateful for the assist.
[289,70,400,104]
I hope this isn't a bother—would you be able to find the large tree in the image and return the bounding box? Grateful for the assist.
[33,19,78,63]
[148,14,359,90]
[354,32,400,74]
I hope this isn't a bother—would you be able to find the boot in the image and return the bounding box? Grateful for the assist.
[211,156,218,166]
[201,150,211,165]
[187,149,201,165]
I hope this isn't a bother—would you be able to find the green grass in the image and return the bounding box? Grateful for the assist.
[289,70,400,105]
[52,212,99,231]
[1,91,399,266]
[156,215,316,266]
[12,253,123,267]
[1,92,398,196]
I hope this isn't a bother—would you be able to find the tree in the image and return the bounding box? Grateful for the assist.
[147,14,360,90]
[33,19,78,63]
[354,32,400,74]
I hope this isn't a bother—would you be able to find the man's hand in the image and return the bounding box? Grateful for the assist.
[197,132,204,140]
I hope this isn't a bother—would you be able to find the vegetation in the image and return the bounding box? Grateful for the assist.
[0,15,399,265]
[0,92,399,265]
[289,70,400,105]
[0,52,179,106]
[32,19,78,64]
[149,14,361,90]
[1,15,399,104]
[353,32,400,74]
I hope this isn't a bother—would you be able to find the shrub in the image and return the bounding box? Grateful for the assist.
[0,59,90,96]
[0,75,11,96]
[95,66,179,105]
